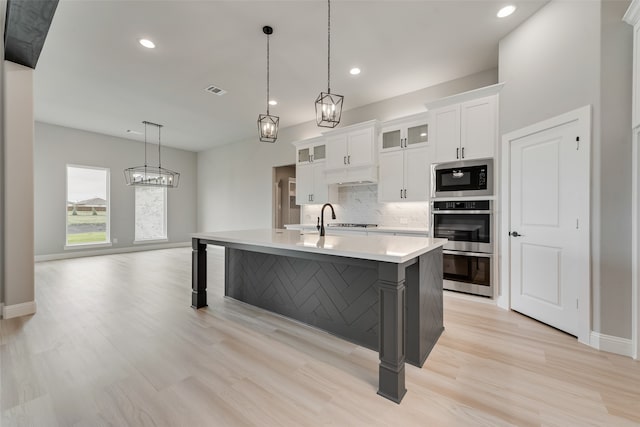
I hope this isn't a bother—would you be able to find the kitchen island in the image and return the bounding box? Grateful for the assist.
[191,229,447,403]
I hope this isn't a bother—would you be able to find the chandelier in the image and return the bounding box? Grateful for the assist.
[124,121,180,188]
[257,25,279,142]
[315,0,343,128]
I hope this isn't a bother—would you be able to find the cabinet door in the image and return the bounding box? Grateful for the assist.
[312,144,326,161]
[404,146,430,202]
[312,162,330,204]
[378,151,404,202]
[381,128,402,151]
[432,105,461,163]
[406,122,429,148]
[325,134,348,170]
[347,127,375,167]
[295,164,314,205]
[297,147,311,164]
[460,95,496,160]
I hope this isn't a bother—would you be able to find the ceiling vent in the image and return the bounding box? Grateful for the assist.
[204,84,227,96]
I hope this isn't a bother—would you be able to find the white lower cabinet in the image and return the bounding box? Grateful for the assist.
[378,146,430,202]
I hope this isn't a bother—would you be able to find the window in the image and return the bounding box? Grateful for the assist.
[66,165,110,246]
[135,186,167,241]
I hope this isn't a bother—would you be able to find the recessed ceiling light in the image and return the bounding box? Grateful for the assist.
[139,38,156,49]
[497,5,516,18]
[350,67,361,75]
[269,100,278,106]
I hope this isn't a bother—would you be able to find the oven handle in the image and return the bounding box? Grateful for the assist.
[443,250,492,258]
[433,210,493,214]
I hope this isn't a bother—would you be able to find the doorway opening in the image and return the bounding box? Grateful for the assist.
[273,165,299,229]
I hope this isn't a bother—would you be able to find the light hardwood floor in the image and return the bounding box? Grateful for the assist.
[1,247,639,426]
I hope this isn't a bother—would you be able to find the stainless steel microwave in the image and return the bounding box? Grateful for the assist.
[431,159,493,198]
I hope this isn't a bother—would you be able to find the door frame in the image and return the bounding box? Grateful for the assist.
[498,105,592,346]
[633,127,640,359]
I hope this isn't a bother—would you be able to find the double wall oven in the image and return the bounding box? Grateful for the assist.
[431,159,494,297]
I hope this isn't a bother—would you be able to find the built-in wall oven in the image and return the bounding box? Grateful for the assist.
[432,158,493,199]
[432,200,493,297]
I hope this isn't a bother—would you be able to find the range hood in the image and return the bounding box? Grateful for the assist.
[325,165,378,186]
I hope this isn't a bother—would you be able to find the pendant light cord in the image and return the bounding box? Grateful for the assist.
[327,0,331,94]
[158,124,162,169]
[266,30,270,115]
[144,121,148,168]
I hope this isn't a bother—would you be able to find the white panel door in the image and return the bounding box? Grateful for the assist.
[404,146,430,202]
[510,119,588,336]
[378,151,404,202]
[460,95,496,160]
[295,164,314,205]
[432,105,460,163]
[347,127,374,167]
[325,134,348,170]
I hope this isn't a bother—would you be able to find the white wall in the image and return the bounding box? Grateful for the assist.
[3,61,35,308]
[198,69,498,232]
[499,0,632,339]
[34,122,197,256]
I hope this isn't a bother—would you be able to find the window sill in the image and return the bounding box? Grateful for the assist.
[133,239,169,245]
[64,242,113,250]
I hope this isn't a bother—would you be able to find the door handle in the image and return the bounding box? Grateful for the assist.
[509,231,523,237]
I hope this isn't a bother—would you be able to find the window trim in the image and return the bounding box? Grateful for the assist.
[65,164,111,247]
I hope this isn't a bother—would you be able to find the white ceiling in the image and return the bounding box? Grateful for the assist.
[34,0,547,152]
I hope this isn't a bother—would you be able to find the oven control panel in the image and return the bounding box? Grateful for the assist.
[432,200,491,211]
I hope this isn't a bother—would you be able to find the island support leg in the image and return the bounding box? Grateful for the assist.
[191,238,207,309]
[377,262,407,404]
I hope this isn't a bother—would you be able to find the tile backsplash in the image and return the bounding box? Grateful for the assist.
[299,185,429,228]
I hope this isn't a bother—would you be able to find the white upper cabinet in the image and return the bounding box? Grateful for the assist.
[324,120,379,184]
[426,84,502,163]
[432,105,461,163]
[378,113,431,203]
[381,113,429,152]
[297,140,326,164]
[293,137,337,205]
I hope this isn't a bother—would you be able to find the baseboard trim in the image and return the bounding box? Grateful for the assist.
[2,300,37,319]
[35,241,191,262]
[590,331,633,357]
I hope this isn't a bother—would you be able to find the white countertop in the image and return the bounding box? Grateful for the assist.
[193,229,446,264]
[284,224,429,235]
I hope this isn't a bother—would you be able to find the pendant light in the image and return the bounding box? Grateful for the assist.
[257,25,279,143]
[315,0,343,128]
[124,121,180,188]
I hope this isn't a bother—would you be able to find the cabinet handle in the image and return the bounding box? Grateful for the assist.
[462,147,465,159]
[348,155,351,164]
[404,189,407,198]
[310,154,314,163]
[456,147,459,159]
[344,156,347,165]
[404,138,407,148]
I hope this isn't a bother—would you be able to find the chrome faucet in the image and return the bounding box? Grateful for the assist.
[317,203,336,237]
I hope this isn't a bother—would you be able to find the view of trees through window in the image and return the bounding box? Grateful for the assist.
[66,165,110,245]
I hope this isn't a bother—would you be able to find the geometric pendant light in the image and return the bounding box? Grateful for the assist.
[123,121,180,188]
[315,0,343,128]
[257,25,279,143]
